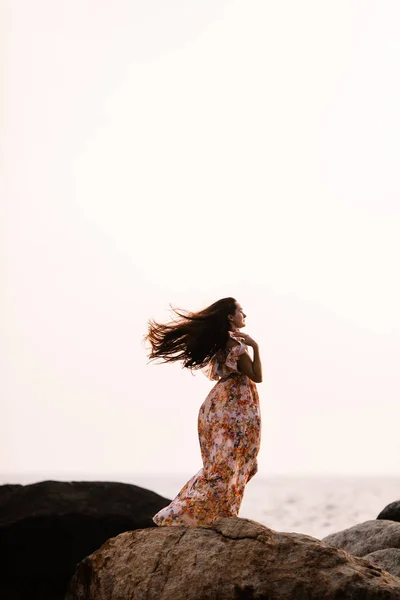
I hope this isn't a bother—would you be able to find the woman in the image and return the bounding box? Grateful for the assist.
[144,297,262,527]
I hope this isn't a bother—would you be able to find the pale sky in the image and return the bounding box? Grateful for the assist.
[2,0,400,482]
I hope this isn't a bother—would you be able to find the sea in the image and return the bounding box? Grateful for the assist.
[132,474,400,540]
[1,474,399,541]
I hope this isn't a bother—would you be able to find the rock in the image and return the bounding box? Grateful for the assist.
[0,480,170,600]
[65,516,400,600]
[378,501,400,523]
[322,519,400,562]
[0,483,23,506]
[363,549,400,579]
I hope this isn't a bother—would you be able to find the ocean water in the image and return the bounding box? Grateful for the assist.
[1,474,398,541]
[131,474,400,540]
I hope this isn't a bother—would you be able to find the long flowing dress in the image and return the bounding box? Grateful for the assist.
[152,329,262,527]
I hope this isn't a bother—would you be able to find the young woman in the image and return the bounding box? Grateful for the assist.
[144,297,262,527]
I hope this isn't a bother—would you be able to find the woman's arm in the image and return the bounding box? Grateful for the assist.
[251,343,262,383]
[234,333,263,383]
[237,345,262,383]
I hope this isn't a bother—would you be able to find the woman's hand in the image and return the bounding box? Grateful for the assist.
[235,332,258,348]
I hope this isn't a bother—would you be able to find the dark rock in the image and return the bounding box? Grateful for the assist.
[0,479,170,600]
[0,484,23,508]
[378,501,400,523]
[65,516,400,600]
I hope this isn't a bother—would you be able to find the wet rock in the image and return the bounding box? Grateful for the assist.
[378,501,400,523]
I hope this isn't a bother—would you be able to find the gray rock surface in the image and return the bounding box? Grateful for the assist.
[65,516,400,600]
[322,519,400,558]
[363,549,400,579]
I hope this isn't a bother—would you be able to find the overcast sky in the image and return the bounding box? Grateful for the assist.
[2,0,400,483]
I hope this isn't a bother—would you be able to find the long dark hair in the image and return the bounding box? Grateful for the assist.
[143,297,237,371]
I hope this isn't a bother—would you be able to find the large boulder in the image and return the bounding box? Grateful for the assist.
[65,516,400,600]
[0,480,170,600]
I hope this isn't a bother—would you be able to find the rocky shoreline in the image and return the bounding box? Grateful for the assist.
[1,480,399,599]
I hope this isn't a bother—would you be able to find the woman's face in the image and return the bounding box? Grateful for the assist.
[229,303,246,329]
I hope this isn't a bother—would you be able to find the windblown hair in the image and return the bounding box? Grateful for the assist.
[144,297,237,371]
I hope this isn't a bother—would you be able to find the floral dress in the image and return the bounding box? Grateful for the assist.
[152,330,262,527]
